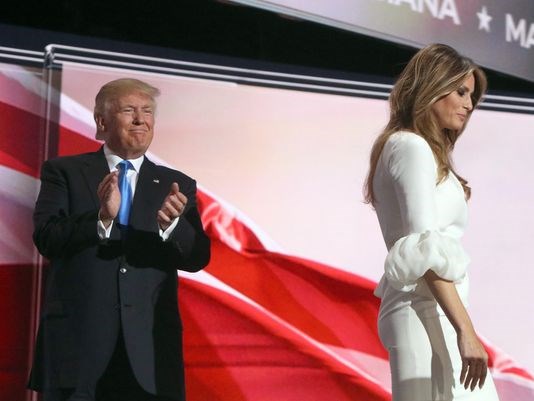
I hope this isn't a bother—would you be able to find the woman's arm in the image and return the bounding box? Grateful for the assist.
[384,134,488,390]
[423,269,488,391]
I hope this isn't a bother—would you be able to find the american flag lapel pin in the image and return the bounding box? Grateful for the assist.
[153,179,160,183]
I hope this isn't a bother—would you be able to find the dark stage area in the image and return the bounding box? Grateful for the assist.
[1,0,534,95]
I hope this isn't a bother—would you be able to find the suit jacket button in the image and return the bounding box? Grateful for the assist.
[119,267,127,274]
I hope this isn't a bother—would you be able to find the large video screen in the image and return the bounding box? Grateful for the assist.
[2,51,534,400]
[60,60,534,399]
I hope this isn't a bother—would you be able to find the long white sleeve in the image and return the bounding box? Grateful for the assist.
[379,133,469,293]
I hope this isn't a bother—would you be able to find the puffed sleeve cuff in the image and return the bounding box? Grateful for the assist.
[384,230,470,292]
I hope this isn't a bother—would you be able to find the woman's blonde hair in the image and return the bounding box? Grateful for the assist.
[364,44,487,205]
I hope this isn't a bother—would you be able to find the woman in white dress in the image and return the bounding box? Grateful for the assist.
[364,44,500,401]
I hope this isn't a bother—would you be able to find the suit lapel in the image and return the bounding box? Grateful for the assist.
[80,147,110,208]
[79,150,165,233]
[129,157,163,233]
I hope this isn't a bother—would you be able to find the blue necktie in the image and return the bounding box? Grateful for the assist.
[117,160,133,226]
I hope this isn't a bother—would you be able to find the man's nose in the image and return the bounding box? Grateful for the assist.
[132,109,144,124]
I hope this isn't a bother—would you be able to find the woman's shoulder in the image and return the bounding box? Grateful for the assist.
[386,131,431,148]
[384,131,433,158]
[382,131,436,172]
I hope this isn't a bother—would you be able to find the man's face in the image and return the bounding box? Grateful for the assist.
[98,91,155,159]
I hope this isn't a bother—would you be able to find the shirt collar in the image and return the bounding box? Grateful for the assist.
[103,144,144,172]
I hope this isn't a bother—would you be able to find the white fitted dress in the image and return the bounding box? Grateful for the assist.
[373,132,499,401]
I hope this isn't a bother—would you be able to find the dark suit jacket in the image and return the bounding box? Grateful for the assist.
[29,147,210,400]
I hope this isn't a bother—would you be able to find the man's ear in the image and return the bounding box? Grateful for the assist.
[95,114,107,140]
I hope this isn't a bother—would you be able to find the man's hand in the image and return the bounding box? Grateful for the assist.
[97,171,121,228]
[157,182,187,231]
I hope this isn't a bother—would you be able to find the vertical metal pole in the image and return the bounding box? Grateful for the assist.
[27,45,62,401]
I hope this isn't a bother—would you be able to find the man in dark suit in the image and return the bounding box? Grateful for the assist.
[29,78,211,401]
